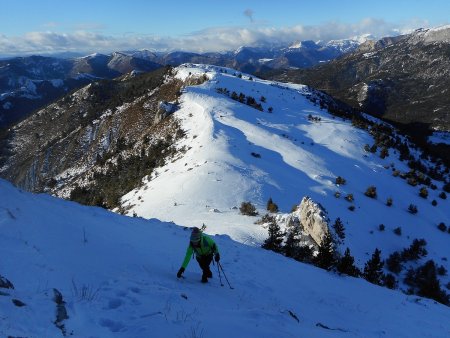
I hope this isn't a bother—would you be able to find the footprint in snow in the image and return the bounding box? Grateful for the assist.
[106,298,123,310]
[99,318,125,332]
[116,290,127,297]
[129,286,141,294]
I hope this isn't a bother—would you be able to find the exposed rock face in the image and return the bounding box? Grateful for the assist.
[274,196,330,247]
[294,196,330,246]
[155,101,178,124]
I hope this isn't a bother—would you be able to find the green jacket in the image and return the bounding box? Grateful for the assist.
[181,234,219,269]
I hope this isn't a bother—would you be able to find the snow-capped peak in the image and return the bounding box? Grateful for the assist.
[80,52,107,59]
[350,33,376,44]
[289,41,303,49]
[234,46,246,54]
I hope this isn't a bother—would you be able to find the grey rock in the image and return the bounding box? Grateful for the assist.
[0,275,14,289]
[294,196,330,246]
[12,298,26,307]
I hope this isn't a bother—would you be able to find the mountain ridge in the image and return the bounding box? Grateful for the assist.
[1,65,448,305]
[0,38,365,128]
[263,26,450,131]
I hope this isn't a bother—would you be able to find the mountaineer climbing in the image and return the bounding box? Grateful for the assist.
[177,227,220,283]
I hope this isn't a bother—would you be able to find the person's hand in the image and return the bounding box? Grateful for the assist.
[177,267,185,278]
[214,253,220,262]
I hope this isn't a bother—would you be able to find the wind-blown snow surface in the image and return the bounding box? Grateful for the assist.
[1,179,449,337]
[122,64,449,270]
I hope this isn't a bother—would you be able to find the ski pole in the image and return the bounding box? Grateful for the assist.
[218,262,234,289]
[217,262,224,286]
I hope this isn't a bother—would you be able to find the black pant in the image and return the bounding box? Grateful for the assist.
[196,254,213,276]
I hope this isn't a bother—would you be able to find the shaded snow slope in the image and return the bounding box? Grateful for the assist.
[1,179,449,337]
[122,64,449,273]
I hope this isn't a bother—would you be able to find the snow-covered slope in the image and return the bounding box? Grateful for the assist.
[122,64,449,273]
[1,178,449,337]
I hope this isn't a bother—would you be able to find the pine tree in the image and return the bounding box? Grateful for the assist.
[266,197,279,213]
[335,176,346,185]
[386,251,403,274]
[333,218,345,242]
[283,221,301,258]
[408,204,418,214]
[363,248,384,285]
[437,222,447,232]
[419,187,428,199]
[401,238,427,261]
[262,216,284,253]
[337,248,360,277]
[380,147,389,159]
[364,185,377,198]
[415,260,449,305]
[240,201,258,216]
[383,273,397,289]
[295,245,314,263]
[444,182,450,193]
[344,193,354,202]
[315,232,335,270]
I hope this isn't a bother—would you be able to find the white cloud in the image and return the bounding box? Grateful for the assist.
[0,18,436,57]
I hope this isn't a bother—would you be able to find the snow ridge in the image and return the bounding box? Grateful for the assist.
[1,178,449,337]
[122,64,449,276]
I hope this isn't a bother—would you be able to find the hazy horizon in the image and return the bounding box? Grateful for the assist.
[1,0,449,57]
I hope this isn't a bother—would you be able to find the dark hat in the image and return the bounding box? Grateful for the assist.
[190,227,202,243]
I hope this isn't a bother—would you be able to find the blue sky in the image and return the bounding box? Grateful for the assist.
[0,0,448,56]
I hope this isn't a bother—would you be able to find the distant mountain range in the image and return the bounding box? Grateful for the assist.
[130,38,363,72]
[0,53,161,128]
[0,38,364,128]
[264,26,450,134]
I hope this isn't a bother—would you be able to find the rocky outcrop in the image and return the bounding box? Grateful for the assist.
[274,196,330,247]
[294,196,330,246]
[53,288,69,335]
[12,298,26,307]
[155,101,178,124]
[0,275,14,289]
